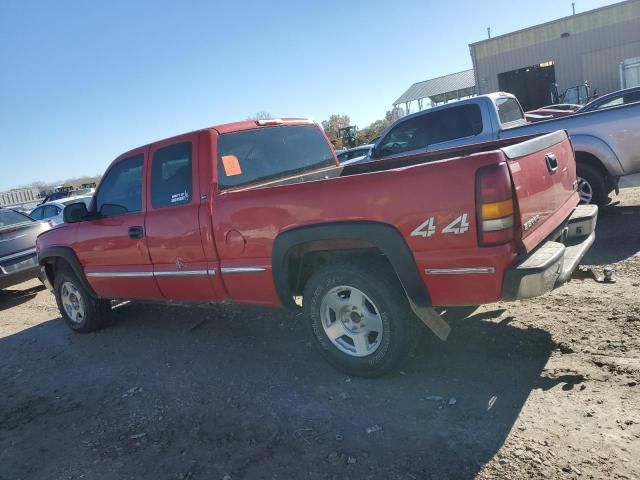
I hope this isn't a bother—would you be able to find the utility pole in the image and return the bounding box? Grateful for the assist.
[572,2,576,15]
[487,27,491,39]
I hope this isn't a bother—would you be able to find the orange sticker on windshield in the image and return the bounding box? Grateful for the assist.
[221,155,242,176]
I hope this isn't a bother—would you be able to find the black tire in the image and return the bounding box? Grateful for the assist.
[576,163,607,206]
[302,262,421,378]
[54,266,110,333]
[437,305,478,322]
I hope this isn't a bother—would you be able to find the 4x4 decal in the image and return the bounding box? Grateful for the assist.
[411,214,470,238]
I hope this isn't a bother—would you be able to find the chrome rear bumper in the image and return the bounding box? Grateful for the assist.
[502,205,598,301]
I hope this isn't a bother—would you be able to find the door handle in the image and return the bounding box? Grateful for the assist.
[545,153,558,173]
[128,226,144,239]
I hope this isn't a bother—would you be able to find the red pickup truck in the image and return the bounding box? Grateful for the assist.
[37,119,597,377]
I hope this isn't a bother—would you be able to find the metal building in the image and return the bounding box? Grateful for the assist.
[470,0,640,110]
[0,187,41,208]
[393,69,476,113]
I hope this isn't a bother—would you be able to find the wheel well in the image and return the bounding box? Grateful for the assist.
[284,239,396,298]
[42,256,72,284]
[575,151,608,178]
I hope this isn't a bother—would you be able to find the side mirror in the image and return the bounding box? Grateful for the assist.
[369,146,379,159]
[63,202,89,223]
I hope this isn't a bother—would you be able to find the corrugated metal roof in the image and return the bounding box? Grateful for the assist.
[393,69,476,105]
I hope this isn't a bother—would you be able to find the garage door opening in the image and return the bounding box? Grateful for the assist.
[498,61,556,111]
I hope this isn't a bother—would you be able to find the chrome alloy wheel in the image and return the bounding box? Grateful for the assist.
[320,286,383,357]
[577,176,593,204]
[60,281,85,324]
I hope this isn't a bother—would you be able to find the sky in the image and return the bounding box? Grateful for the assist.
[0,0,616,191]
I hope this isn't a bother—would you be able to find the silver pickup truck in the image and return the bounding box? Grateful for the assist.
[368,92,640,206]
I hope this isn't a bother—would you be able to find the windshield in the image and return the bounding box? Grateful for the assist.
[217,124,336,190]
[0,209,33,228]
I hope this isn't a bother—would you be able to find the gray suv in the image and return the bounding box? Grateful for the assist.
[0,209,50,289]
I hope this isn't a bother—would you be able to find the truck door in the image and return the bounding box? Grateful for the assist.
[144,133,224,301]
[76,149,164,300]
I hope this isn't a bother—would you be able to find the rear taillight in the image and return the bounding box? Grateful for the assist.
[476,162,515,246]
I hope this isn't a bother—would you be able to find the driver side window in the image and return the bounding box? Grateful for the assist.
[377,116,428,158]
[96,155,144,217]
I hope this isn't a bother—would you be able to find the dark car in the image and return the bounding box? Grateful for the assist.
[39,190,73,204]
[577,86,640,113]
[0,209,50,289]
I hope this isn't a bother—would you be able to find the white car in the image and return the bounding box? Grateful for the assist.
[28,196,92,226]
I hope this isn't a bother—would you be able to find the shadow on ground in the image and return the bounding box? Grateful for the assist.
[0,284,45,312]
[0,301,580,480]
[582,203,640,265]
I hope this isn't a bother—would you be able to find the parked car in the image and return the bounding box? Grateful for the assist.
[576,86,640,114]
[39,188,95,205]
[39,190,74,204]
[336,144,374,165]
[0,209,50,289]
[37,118,595,377]
[370,92,640,206]
[29,196,93,226]
[525,104,581,122]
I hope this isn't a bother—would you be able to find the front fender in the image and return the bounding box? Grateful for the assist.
[38,246,97,298]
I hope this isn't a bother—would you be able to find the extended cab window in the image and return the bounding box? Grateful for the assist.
[217,125,335,190]
[496,97,524,124]
[96,155,143,216]
[428,104,482,144]
[151,142,193,208]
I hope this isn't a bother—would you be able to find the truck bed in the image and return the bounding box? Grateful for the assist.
[215,131,577,306]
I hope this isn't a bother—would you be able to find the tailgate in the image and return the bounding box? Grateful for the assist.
[501,130,578,252]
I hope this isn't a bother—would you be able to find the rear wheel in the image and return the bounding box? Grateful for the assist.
[302,262,420,378]
[576,163,607,206]
[54,267,110,332]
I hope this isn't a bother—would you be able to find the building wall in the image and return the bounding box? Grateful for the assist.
[0,188,41,207]
[471,0,640,96]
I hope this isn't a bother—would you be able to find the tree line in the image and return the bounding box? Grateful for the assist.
[249,108,406,150]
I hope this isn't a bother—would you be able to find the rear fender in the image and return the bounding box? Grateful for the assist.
[571,134,623,177]
[272,221,451,340]
[272,221,426,307]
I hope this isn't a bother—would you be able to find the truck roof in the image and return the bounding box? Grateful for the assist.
[389,92,516,124]
[114,118,317,163]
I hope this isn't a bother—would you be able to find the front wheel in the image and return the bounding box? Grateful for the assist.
[54,267,110,333]
[302,262,420,378]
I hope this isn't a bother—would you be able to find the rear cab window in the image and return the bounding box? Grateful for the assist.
[495,97,525,125]
[217,125,336,190]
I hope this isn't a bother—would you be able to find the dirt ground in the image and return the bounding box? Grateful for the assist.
[1,190,639,480]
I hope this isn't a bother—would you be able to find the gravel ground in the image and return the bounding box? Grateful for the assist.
[1,189,639,480]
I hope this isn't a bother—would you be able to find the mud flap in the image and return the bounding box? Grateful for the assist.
[408,299,451,341]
